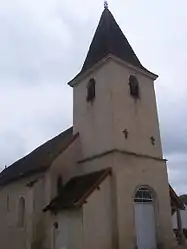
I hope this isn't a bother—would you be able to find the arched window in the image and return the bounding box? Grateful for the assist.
[129,75,139,99]
[57,176,63,195]
[17,197,25,228]
[87,78,96,102]
[134,187,153,203]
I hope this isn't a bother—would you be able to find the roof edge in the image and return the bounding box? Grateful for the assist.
[47,132,79,170]
[0,167,47,188]
[68,55,158,88]
[43,168,111,212]
[47,131,79,167]
[170,185,185,210]
[0,127,79,187]
[75,168,111,207]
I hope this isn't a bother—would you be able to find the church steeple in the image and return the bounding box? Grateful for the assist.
[68,7,156,86]
[72,5,161,159]
[80,7,151,75]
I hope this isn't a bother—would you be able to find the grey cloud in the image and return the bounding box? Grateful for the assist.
[0,131,26,167]
[0,0,187,195]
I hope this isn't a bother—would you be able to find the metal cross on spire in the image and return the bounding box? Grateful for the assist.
[104,1,108,9]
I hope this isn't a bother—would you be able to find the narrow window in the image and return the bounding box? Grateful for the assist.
[17,197,25,228]
[87,78,96,102]
[129,75,139,99]
[57,176,63,195]
[6,195,10,212]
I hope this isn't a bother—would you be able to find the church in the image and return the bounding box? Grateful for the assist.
[0,4,185,249]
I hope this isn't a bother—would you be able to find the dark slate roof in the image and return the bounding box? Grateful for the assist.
[69,7,154,85]
[0,127,77,186]
[44,168,111,212]
[82,8,148,73]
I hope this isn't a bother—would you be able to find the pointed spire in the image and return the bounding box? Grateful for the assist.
[80,8,151,75]
[68,7,156,87]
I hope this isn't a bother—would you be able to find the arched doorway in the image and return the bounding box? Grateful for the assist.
[134,187,157,249]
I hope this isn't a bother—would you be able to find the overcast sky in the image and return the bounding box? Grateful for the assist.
[0,0,187,194]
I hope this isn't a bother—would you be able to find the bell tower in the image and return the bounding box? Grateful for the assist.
[69,6,162,160]
[68,6,175,249]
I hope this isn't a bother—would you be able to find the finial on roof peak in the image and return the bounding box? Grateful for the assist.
[104,1,108,9]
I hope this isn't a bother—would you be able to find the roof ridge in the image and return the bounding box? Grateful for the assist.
[1,126,73,170]
[0,126,78,186]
